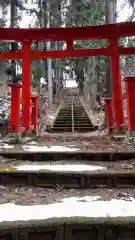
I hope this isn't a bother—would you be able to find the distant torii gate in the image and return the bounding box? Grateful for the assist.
[1,21,135,134]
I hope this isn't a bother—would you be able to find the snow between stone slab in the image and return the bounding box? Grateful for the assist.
[0,143,14,149]
[22,145,80,152]
[15,164,107,172]
[0,197,135,222]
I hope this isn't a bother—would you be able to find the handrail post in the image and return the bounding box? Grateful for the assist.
[72,97,74,133]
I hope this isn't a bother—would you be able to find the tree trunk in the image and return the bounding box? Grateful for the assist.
[39,0,46,79]
[104,0,117,98]
[102,0,117,129]
[96,56,101,105]
[46,1,52,105]
[86,56,98,110]
[10,0,17,82]
[53,4,61,104]
[0,3,6,83]
[54,39,60,103]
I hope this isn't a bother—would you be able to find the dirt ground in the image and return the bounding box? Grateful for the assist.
[0,186,134,205]
[1,131,135,153]
[0,158,135,206]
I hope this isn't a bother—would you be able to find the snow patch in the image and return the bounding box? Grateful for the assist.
[0,144,14,149]
[15,164,106,172]
[48,115,54,120]
[27,141,38,145]
[22,145,80,152]
[1,197,135,222]
[62,196,102,202]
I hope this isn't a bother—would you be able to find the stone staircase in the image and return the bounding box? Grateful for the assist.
[51,96,98,132]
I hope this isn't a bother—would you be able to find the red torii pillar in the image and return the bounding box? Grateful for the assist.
[22,40,31,133]
[124,77,135,136]
[110,38,124,129]
[8,83,21,134]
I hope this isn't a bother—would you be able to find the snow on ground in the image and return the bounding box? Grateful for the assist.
[0,143,14,149]
[0,96,10,120]
[15,164,106,172]
[22,145,80,152]
[0,95,10,130]
[47,115,54,120]
[0,196,135,222]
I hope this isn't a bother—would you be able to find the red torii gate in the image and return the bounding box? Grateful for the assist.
[1,21,135,134]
